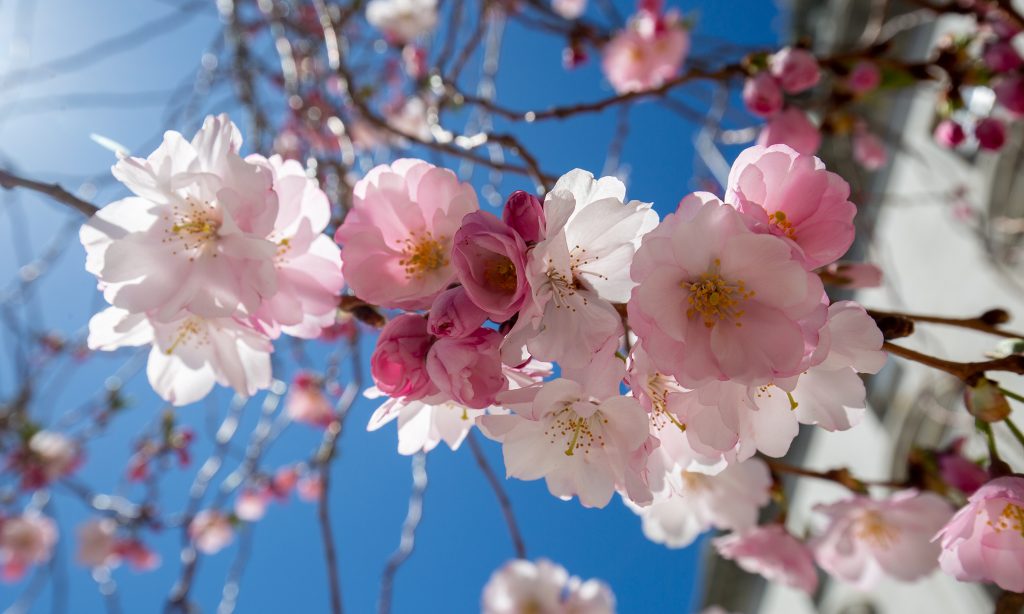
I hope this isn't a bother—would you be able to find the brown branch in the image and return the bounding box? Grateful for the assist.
[884,341,1024,384]
[467,432,526,559]
[762,457,905,493]
[868,308,1024,340]
[0,168,99,217]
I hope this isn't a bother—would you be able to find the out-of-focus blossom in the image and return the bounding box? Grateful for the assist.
[715,525,819,594]
[426,287,489,338]
[601,9,689,94]
[77,518,118,568]
[370,314,438,401]
[757,107,822,155]
[0,513,57,582]
[937,439,988,496]
[994,75,1024,116]
[853,128,889,171]
[626,458,771,548]
[812,491,954,589]
[847,60,881,94]
[934,119,966,149]
[743,72,784,118]
[725,144,857,269]
[975,117,1007,151]
[365,0,437,43]
[285,372,335,428]
[188,510,234,555]
[21,430,80,488]
[481,558,615,614]
[823,261,883,289]
[984,40,1023,72]
[297,474,323,502]
[335,159,479,310]
[552,0,587,19]
[452,211,530,322]
[935,476,1024,591]
[769,47,820,94]
[235,489,269,522]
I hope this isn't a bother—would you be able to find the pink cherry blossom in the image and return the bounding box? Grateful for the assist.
[552,0,586,19]
[934,119,966,148]
[235,489,269,522]
[757,107,821,155]
[629,195,827,388]
[426,328,507,409]
[994,74,1024,115]
[16,430,81,488]
[481,558,615,614]
[935,476,1024,591]
[742,72,783,118]
[853,129,888,171]
[451,211,530,322]
[248,155,344,339]
[285,372,335,428]
[88,307,273,406]
[368,361,550,455]
[369,314,438,401]
[975,117,1008,151]
[846,60,881,94]
[335,159,479,309]
[80,114,279,321]
[505,169,657,368]
[478,362,651,509]
[813,491,954,589]
[937,439,988,496]
[427,287,489,338]
[601,9,689,94]
[297,474,324,502]
[77,518,118,568]
[984,40,1023,72]
[0,513,57,582]
[114,539,160,572]
[725,144,857,269]
[188,510,234,555]
[715,525,819,594]
[769,47,821,94]
[626,458,771,548]
[502,190,546,244]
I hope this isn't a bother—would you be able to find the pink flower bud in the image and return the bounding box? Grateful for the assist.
[934,119,966,148]
[938,443,988,496]
[502,190,546,244]
[426,328,507,409]
[994,74,1024,116]
[370,314,438,401]
[427,286,489,338]
[756,107,821,154]
[715,525,818,594]
[285,372,335,428]
[769,47,820,94]
[853,129,888,171]
[975,117,1007,151]
[846,60,881,94]
[984,40,1023,73]
[742,72,783,118]
[452,211,530,322]
[297,474,323,502]
[188,510,233,555]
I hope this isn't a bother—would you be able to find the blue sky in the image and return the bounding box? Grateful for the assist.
[0,1,782,612]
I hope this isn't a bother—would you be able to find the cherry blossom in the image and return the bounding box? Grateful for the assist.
[0,513,57,582]
[87,307,272,406]
[188,510,234,555]
[769,47,821,94]
[335,159,479,310]
[853,129,889,171]
[426,287,489,339]
[601,7,689,94]
[452,211,530,322]
[934,119,967,148]
[714,525,819,595]
[285,372,336,428]
[80,114,279,321]
[812,490,954,589]
[626,458,772,548]
[13,430,81,489]
[935,476,1024,591]
[77,518,118,568]
[757,107,822,155]
[846,60,882,94]
[552,0,587,20]
[505,169,657,368]
[975,117,1008,151]
[369,314,438,402]
[426,328,507,409]
[481,558,615,614]
[365,0,437,43]
[502,190,546,244]
[743,72,784,118]
[725,144,857,269]
[235,489,270,522]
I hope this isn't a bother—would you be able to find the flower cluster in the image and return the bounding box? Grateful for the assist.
[743,47,823,155]
[81,115,344,406]
[601,1,690,94]
[344,143,885,515]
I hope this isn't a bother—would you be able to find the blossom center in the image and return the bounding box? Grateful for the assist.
[398,231,448,279]
[988,502,1024,537]
[165,318,207,355]
[680,471,710,493]
[856,510,897,549]
[483,257,518,293]
[165,198,222,258]
[685,260,753,328]
[769,210,797,239]
[548,405,607,457]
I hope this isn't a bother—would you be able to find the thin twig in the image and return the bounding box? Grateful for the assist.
[467,432,526,559]
[0,169,99,217]
[378,452,428,614]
